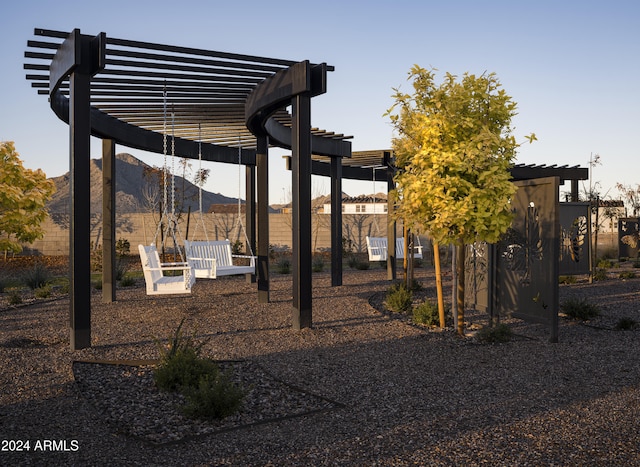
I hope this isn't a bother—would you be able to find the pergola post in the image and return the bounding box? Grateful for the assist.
[330,157,343,286]
[256,136,270,303]
[102,138,116,303]
[68,35,94,350]
[292,93,313,329]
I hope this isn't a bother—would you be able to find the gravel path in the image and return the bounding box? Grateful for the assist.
[1,266,639,466]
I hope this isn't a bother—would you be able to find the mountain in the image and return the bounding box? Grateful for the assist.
[46,153,239,214]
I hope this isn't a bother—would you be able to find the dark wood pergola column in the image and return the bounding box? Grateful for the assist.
[292,93,313,329]
[330,156,343,287]
[256,135,270,303]
[102,138,116,303]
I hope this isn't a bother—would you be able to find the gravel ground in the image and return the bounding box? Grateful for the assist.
[1,265,639,466]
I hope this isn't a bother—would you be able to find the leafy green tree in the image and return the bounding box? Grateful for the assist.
[0,142,56,255]
[386,66,534,335]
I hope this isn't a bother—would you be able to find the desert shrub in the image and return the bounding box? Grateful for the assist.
[561,296,600,320]
[34,284,52,298]
[476,323,512,344]
[181,370,246,420]
[615,317,638,331]
[592,268,608,281]
[346,255,359,269]
[119,274,136,287]
[312,256,324,272]
[154,345,219,392]
[619,271,636,279]
[559,275,577,285]
[115,237,131,256]
[276,258,291,274]
[412,299,440,326]
[8,290,22,305]
[154,319,244,419]
[22,262,51,290]
[115,257,130,281]
[385,282,413,313]
[597,258,613,269]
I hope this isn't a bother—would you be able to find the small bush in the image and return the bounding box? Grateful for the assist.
[34,285,52,299]
[632,260,640,268]
[354,261,370,270]
[22,262,51,290]
[592,268,608,281]
[619,271,636,279]
[93,280,103,290]
[347,255,359,269]
[385,282,413,313]
[119,274,136,287]
[615,317,638,331]
[8,290,22,305]
[476,323,512,344]
[182,371,246,420]
[597,258,613,269]
[559,275,577,284]
[154,346,219,392]
[412,299,440,326]
[115,237,131,256]
[154,319,244,419]
[561,296,600,320]
[276,258,291,274]
[312,256,324,272]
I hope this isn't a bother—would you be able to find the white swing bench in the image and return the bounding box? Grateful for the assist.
[138,244,195,295]
[365,236,424,262]
[184,239,256,279]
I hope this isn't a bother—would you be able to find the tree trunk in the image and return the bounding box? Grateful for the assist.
[456,243,465,336]
[433,242,446,328]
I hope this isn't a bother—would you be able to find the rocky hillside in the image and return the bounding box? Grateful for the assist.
[47,153,238,214]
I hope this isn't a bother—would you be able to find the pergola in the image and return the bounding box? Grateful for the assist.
[24,28,589,351]
[24,28,352,349]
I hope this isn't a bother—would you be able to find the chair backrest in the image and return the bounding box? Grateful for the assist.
[138,244,163,283]
[395,238,406,259]
[185,240,233,267]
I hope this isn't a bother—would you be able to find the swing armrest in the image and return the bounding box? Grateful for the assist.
[157,261,192,271]
[231,254,256,266]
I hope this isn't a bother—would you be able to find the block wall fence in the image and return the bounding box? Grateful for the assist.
[24,213,404,257]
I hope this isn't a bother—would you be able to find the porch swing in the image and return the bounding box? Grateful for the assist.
[365,166,423,262]
[184,134,256,279]
[138,89,195,295]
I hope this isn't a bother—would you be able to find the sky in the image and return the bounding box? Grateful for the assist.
[1,0,639,205]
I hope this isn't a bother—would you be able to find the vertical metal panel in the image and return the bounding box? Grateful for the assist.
[330,157,342,287]
[102,139,116,303]
[496,177,559,342]
[619,217,640,260]
[292,93,312,329]
[559,202,591,275]
[256,136,270,303]
[465,242,489,313]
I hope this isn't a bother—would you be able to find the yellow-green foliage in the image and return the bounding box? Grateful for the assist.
[0,142,56,253]
[386,67,534,246]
